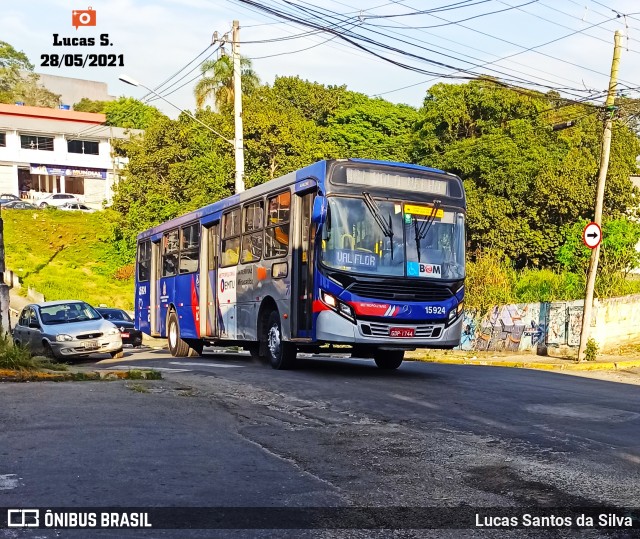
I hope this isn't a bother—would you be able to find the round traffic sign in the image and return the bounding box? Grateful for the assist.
[582,222,602,249]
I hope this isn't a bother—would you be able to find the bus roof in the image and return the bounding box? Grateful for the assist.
[136,159,453,241]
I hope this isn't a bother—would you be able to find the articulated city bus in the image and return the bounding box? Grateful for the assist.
[135,158,466,370]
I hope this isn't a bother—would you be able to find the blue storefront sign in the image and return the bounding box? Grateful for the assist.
[30,164,107,179]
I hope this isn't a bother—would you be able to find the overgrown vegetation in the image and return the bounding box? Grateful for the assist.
[3,209,133,309]
[0,334,67,371]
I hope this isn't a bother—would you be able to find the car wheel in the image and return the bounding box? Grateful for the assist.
[266,311,297,370]
[167,311,190,357]
[39,202,48,208]
[373,350,404,370]
[42,341,56,359]
[110,349,124,359]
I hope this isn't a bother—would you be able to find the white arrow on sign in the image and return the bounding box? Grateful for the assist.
[582,222,602,249]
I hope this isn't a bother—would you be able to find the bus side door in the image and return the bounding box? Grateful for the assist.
[199,222,219,338]
[291,191,314,337]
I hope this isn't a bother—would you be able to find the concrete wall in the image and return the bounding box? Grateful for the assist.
[458,294,640,353]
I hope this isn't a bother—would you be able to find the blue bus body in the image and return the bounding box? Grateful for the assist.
[135,159,466,369]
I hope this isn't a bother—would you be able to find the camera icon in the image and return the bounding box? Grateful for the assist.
[72,7,97,29]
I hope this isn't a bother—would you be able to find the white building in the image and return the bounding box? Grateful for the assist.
[0,103,139,207]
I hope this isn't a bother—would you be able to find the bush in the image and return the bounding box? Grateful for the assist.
[464,249,516,313]
[514,269,584,303]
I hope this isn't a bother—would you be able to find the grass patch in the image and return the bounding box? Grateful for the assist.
[0,335,68,371]
[126,383,150,393]
[3,208,133,309]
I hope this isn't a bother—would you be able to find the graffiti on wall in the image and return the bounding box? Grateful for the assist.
[456,300,583,351]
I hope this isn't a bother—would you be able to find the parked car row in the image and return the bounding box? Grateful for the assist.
[0,195,96,212]
[13,300,142,360]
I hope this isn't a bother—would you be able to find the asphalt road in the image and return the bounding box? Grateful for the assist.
[1,347,639,538]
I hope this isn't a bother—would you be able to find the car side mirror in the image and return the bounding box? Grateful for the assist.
[28,322,40,329]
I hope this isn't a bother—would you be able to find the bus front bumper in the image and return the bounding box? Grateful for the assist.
[315,310,463,348]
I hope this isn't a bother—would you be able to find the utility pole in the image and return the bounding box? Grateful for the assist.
[232,20,245,194]
[577,30,623,361]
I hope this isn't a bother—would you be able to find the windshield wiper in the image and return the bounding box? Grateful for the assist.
[412,200,441,263]
[362,192,394,259]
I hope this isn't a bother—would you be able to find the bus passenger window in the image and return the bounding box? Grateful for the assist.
[221,237,240,266]
[137,240,151,281]
[241,201,264,263]
[265,191,290,258]
[162,230,179,277]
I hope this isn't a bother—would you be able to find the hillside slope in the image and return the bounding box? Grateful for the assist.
[3,209,133,309]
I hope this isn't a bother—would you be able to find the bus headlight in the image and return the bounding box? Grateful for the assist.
[321,291,337,308]
[321,290,355,323]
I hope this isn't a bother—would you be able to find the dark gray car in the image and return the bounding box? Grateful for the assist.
[13,300,123,359]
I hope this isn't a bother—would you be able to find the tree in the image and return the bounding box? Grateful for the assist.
[73,97,108,113]
[110,110,234,253]
[411,80,640,268]
[194,55,259,110]
[242,85,337,186]
[0,40,60,107]
[103,97,165,129]
[327,97,418,162]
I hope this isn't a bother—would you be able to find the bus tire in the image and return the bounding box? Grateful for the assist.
[167,311,190,357]
[266,311,297,370]
[186,340,204,357]
[374,350,404,370]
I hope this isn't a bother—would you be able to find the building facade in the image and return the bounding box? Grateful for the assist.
[0,103,138,207]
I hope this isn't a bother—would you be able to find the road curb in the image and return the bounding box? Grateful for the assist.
[409,357,640,371]
[0,368,162,382]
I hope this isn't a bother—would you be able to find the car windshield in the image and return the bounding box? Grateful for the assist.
[98,309,132,322]
[320,196,465,279]
[38,302,102,324]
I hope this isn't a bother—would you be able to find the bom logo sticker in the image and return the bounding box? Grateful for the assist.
[72,7,97,29]
[220,279,235,293]
[407,262,442,278]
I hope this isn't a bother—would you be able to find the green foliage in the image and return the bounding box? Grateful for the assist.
[584,338,599,362]
[73,97,108,113]
[3,209,133,309]
[514,269,584,303]
[0,40,59,107]
[194,55,259,110]
[111,111,234,250]
[412,80,640,268]
[0,334,67,371]
[104,97,165,129]
[327,99,418,162]
[464,249,516,313]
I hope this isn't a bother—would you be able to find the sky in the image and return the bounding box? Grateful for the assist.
[3,0,640,117]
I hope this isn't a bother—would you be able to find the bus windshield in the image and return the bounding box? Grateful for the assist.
[320,196,465,280]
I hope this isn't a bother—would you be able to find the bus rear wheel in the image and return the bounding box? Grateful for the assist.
[167,311,190,357]
[266,311,297,370]
[374,350,404,370]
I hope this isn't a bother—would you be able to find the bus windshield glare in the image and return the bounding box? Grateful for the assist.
[320,196,465,280]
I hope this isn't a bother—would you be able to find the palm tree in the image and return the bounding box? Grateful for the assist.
[194,54,260,110]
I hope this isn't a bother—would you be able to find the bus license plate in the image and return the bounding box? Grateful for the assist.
[390,327,415,338]
[83,340,99,350]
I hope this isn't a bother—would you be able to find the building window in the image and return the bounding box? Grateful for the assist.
[67,139,99,155]
[0,133,5,147]
[20,135,54,151]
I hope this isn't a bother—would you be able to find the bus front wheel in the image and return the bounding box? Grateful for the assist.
[167,311,190,357]
[374,350,404,370]
[266,311,297,370]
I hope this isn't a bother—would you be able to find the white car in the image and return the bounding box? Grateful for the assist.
[38,193,79,208]
[58,202,96,213]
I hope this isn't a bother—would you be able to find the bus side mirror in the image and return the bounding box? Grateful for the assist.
[311,196,326,225]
